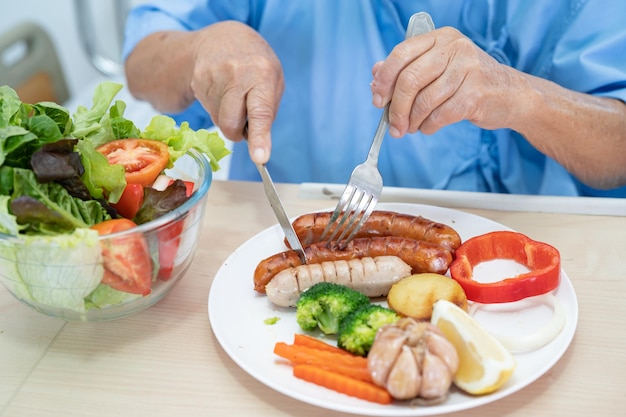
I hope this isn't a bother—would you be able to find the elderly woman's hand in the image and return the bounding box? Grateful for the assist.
[370,27,519,138]
[190,21,284,163]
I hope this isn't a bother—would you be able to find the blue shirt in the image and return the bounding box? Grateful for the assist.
[123,0,626,197]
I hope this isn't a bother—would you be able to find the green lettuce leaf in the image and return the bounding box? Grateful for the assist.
[0,166,13,195]
[0,125,38,166]
[0,228,104,312]
[25,114,63,143]
[108,100,141,139]
[76,139,126,202]
[84,283,141,310]
[32,101,73,136]
[140,115,231,172]
[11,168,111,233]
[0,195,22,235]
[71,81,124,140]
[0,85,21,128]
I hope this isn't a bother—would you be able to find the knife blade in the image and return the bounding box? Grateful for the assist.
[255,162,307,264]
[243,122,307,263]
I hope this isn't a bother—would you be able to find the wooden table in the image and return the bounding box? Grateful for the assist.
[1,180,624,417]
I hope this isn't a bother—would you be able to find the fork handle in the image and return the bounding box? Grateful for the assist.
[365,12,435,165]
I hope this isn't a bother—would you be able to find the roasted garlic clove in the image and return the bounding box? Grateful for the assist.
[368,326,407,386]
[426,331,460,374]
[367,318,459,401]
[386,345,422,400]
[419,350,453,399]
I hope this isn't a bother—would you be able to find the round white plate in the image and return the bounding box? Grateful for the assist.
[208,202,578,416]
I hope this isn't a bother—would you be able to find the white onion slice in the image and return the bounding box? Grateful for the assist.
[469,293,566,354]
[151,174,175,191]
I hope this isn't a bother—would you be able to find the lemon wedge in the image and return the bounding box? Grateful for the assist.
[431,299,516,395]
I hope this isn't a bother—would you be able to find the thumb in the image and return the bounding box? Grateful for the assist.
[245,92,276,164]
[244,118,271,165]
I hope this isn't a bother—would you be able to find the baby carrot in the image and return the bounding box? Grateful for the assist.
[274,342,368,369]
[293,364,393,405]
[293,334,353,356]
[317,362,373,383]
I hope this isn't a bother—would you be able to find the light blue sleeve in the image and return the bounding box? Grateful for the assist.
[121,0,254,129]
[122,0,253,61]
[550,0,626,102]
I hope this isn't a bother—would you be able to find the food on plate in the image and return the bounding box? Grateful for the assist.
[387,273,468,321]
[274,335,393,405]
[431,299,516,395]
[262,227,566,407]
[254,236,453,293]
[290,210,462,252]
[292,333,355,355]
[449,231,561,303]
[295,282,370,334]
[274,336,371,382]
[293,364,393,405]
[265,255,411,307]
[367,317,459,401]
[468,293,567,353]
[264,316,280,325]
[0,81,230,313]
[337,304,400,356]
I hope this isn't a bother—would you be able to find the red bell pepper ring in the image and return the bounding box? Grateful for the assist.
[449,231,561,303]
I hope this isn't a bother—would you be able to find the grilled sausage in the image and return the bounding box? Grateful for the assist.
[254,236,453,293]
[265,256,412,307]
[290,210,461,252]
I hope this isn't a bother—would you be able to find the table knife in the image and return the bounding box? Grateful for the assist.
[255,162,308,264]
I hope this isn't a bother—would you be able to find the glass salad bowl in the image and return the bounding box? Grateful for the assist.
[0,150,212,321]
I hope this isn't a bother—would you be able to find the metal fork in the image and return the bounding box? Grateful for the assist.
[319,12,435,248]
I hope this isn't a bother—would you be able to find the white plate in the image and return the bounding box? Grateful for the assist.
[208,203,578,416]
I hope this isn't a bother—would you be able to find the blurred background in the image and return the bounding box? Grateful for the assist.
[1,0,232,178]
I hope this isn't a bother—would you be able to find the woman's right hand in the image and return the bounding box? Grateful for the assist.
[191,21,284,164]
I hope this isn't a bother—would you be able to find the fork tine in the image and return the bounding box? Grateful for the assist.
[322,191,365,243]
[319,185,357,241]
[337,195,379,249]
[327,191,367,241]
[332,192,370,242]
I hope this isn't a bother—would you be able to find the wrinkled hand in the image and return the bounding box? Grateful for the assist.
[191,21,284,164]
[370,27,518,138]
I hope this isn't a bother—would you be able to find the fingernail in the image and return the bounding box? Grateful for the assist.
[373,93,383,107]
[389,126,401,138]
[253,147,267,163]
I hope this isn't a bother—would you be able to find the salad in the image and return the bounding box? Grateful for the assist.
[0,81,230,312]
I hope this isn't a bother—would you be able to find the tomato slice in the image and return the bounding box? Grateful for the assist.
[157,180,195,281]
[91,218,153,295]
[97,138,170,187]
[449,231,561,303]
[111,183,144,220]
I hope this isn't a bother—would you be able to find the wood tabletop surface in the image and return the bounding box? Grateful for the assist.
[1,179,624,417]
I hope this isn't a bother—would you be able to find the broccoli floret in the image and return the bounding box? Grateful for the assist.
[337,304,400,356]
[295,282,370,335]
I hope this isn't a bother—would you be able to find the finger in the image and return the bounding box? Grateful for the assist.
[371,60,383,77]
[245,85,282,164]
[406,68,461,134]
[418,96,467,135]
[387,50,444,137]
[371,35,436,108]
[216,86,248,141]
[192,81,221,128]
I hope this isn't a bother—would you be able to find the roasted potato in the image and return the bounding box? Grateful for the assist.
[387,273,468,320]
